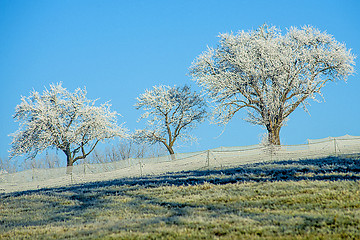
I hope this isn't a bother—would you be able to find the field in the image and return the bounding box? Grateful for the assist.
[1,156,360,239]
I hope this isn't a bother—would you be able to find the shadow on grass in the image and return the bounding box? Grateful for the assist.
[1,155,359,235]
[2,155,360,197]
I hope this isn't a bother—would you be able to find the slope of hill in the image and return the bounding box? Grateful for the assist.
[1,156,359,239]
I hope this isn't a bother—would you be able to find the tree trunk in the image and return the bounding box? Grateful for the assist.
[65,149,74,174]
[165,145,176,160]
[267,125,281,145]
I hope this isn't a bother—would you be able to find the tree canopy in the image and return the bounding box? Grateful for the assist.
[134,85,207,156]
[9,83,128,167]
[190,24,355,145]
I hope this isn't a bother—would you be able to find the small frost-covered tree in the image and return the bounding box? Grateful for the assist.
[190,24,355,145]
[134,85,206,156]
[9,83,127,168]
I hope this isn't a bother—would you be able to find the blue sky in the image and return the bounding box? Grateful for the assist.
[0,0,359,162]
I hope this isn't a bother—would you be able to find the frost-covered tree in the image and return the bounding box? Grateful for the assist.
[9,83,127,168]
[190,24,355,145]
[134,85,206,156]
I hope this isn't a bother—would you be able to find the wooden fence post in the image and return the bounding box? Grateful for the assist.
[206,150,210,168]
[139,160,143,177]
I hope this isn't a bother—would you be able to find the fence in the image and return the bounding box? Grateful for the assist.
[1,135,359,193]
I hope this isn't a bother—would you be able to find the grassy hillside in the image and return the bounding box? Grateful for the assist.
[1,156,360,239]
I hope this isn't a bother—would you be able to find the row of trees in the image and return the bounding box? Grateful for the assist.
[8,24,355,169]
[9,83,207,168]
[1,140,167,173]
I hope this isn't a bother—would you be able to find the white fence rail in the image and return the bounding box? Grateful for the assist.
[1,135,359,193]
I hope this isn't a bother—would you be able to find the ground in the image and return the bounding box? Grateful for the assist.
[0,156,359,239]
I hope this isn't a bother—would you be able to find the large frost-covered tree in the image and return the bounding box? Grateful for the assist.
[134,85,206,156]
[9,83,127,168]
[190,24,355,145]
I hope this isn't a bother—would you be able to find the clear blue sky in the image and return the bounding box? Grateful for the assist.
[0,0,359,161]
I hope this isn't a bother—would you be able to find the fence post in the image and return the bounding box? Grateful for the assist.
[334,138,337,157]
[139,160,143,177]
[206,150,210,168]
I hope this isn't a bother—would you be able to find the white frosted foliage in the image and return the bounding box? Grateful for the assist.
[190,24,355,145]
[134,85,206,155]
[9,83,128,166]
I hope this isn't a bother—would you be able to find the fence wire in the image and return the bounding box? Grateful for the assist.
[1,135,359,193]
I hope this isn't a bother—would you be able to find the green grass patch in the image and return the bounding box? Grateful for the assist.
[1,156,359,239]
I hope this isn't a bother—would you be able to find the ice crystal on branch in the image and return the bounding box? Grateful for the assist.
[133,85,207,156]
[190,24,355,145]
[9,83,128,167]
